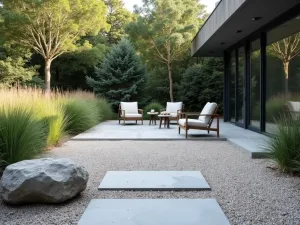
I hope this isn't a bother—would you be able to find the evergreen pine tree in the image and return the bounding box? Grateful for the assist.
[86,39,146,108]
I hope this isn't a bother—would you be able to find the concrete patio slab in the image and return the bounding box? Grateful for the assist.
[98,171,210,191]
[78,199,231,225]
[71,120,269,158]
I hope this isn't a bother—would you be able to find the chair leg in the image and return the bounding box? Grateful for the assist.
[178,126,181,134]
[119,119,120,124]
[142,119,143,125]
[123,118,125,126]
[136,120,137,124]
[185,129,188,139]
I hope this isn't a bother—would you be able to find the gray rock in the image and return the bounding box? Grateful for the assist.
[0,158,89,204]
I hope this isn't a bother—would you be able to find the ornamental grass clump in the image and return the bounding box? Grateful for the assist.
[264,114,300,173]
[0,87,112,167]
[64,99,100,134]
[0,105,48,167]
[97,98,113,122]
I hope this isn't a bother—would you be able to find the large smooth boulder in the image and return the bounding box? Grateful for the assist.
[0,158,89,204]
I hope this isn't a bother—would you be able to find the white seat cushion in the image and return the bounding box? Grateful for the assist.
[178,119,207,127]
[166,102,182,113]
[198,102,217,124]
[286,101,300,120]
[121,102,138,114]
[120,113,142,118]
[170,112,178,118]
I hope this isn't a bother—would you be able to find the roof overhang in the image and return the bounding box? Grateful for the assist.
[192,0,300,57]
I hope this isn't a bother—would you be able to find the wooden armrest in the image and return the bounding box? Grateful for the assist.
[183,113,219,118]
[180,112,200,115]
[119,109,125,117]
[138,109,143,113]
[187,113,219,117]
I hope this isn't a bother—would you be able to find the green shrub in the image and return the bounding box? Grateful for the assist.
[97,98,113,121]
[264,114,300,173]
[178,59,224,113]
[64,99,100,134]
[0,106,47,167]
[144,102,164,119]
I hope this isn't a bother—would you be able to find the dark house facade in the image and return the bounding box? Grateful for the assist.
[192,0,300,134]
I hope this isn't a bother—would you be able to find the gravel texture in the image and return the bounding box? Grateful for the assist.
[1,140,300,225]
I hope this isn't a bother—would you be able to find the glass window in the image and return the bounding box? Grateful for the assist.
[250,39,261,128]
[229,50,236,121]
[237,47,245,123]
[266,14,300,134]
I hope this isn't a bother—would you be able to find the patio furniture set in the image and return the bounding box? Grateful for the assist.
[118,101,220,138]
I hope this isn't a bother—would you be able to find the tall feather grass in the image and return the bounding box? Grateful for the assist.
[0,105,48,167]
[264,114,300,173]
[64,99,101,134]
[0,87,112,168]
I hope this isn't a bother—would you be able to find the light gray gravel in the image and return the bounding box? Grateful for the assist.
[1,140,300,225]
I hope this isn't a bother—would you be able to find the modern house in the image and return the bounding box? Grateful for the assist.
[192,0,300,135]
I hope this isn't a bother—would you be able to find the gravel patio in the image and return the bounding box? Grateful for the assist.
[0,140,299,225]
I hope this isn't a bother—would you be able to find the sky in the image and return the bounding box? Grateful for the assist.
[123,0,220,14]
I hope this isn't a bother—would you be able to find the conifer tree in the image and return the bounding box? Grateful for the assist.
[87,39,146,108]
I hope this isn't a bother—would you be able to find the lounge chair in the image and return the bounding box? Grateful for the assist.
[284,101,300,120]
[118,102,143,125]
[178,102,219,138]
[160,102,184,123]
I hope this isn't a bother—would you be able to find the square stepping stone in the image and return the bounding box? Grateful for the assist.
[78,199,231,225]
[98,171,210,190]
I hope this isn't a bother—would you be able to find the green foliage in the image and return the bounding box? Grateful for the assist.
[52,42,109,90]
[87,39,146,109]
[143,102,164,119]
[0,105,48,167]
[24,76,45,88]
[0,57,38,87]
[264,115,300,173]
[0,0,109,53]
[0,45,38,87]
[126,0,207,101]
[104,0,134,44]
[97,98,113,121]
[64,99,101,134]
[0,0,109,91]
[178,58,224,113]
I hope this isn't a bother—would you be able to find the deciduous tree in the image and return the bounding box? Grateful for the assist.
[126,0,206,101]
[0,0,109,94]
[104,0,134,44]
[271,32,300,93]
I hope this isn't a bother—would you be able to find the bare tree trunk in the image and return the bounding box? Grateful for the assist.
[283,61,289,94]
[44,58,52,95]
[167,62,174,102]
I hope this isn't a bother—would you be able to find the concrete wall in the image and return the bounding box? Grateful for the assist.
[192,0,246,56]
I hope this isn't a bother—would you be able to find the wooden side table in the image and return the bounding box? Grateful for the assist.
[158,115,171,128]
[147,112,159,125]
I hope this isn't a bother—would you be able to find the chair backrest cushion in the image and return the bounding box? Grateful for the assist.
[198,102,217,124]
[166,102,183,113]
[121,102,138,114]
[286,101,300,120]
